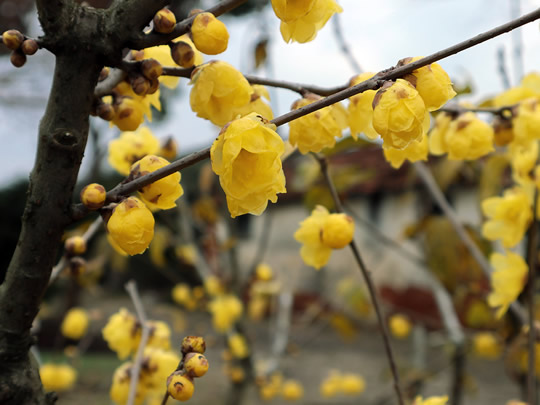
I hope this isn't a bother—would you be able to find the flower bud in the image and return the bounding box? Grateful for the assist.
[141,58,163,81]
[65,236,86,256]
[190,12,229,55]
[159,137,178,160]
[181,336,206,354]
[80,183,106,210]
[170,41,196,68]
[129,74,150,96]
[113,97,143,131]
[10,50,26,68]
[21,39,38,55]
[99,67,110,82]
[167,372,195,401]
[153,8,177,34]
[61,307,89,340]
[96,102,115,121]
[184,352,209,377]
[2,29,24,50]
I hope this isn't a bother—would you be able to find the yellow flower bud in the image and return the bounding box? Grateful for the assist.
[158,137,178,161]
[40,364,77,392]
[181,336,206,354]
[191,12,229,55]
[107,197,155,255]
[372,79,427,150]
[80,183,106,210]
[167,373,195,401]
[190,61,252,126]
[348,72,378,140]
[512,98,540,145]
[185,352,210,377]
[108,126,160,176]
[208,295,243,332]
[473,332,502,359]
[255,263,273,281]
[61,307,89,340]
[289,94,348,154]
[153,8,176,34]
[271,0,316,22]
[413,396,449,405]
[211,113,286,218]
[65,236,87,256]
[113,97,145,131]
[228,333,249,359]
[340,373,366,395]
[388,314,412,339]
[229,84,274,121]
[320,213,354,249]
[131,155,184,210]
[2,29,24,50]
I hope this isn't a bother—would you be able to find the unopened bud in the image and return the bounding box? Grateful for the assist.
[184,352,209,377]
[80,183,107,210]
[129,74,150,95]
[170,41,196,68]
[167,371,194,401]
[65,236,87,256]
[153,8,176,34]
[131,50,145,61]
[2,30,24,50]
[96,102,115,121]
[99,67,110,82]
[141,58,163,81]
[21,39,38,55]
[10,50,26,68]
[181,336,206,354]
[147,78,160,95]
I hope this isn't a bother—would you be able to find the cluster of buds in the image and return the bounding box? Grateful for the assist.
[2,29,38,68]
[167,336,209,401]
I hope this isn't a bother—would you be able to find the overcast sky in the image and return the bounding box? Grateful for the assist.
[1,0,539,186]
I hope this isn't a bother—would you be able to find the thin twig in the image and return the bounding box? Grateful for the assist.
[315,154,404,405]
[413,161,527,324]
[332,13,362,73]
[125,280,150,405]
[527,186,538,405]
[439,103,515,117]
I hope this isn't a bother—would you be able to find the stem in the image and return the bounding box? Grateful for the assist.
[527,187,538,405]
[315,154,404,405]
[125,280,150,405]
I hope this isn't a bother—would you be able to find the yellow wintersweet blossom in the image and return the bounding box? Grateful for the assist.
[320,371,341,398]
[473,332,502,359]
[141,347,180,390]
[413,396,449,405]
[521,72,540,95]
[428,112,452,155]
[108,126,160,176]
[340,373,366,395]
[512,98,540,145]
[146,320,171,350]
[487,251,528,319]
[211,113,286,218]
[347,72,378,140]
[372,79,427,150]
[321,212,354,249]
[493,86,537,107]
[107,197,155,255]
[110,362,146,405]
[130,155,183,210]
[208,294,243,332]
[228,333,249,358]
[388,314,412,339]
[191,12,229,55]
[281,380,304,401]
[400,57,456,111]
[255,263,273,281]
[383,133,428,169]
[443,112,494,160]
[40,364,77,392]
[102,308,141,359]
[288,94,348,154]
[61,307,89,340]
[271,0,316,22]
[294,205,332,269]
[190,61,253,126]
[508,140,538,185]
[279,0,342,43]
[110,81,161,131]
[172,283,196,310]
[230,84,274,120]
[481,187,532,248]
[204,275,224,296]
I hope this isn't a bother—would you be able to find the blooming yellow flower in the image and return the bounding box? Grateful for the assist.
[279,0,342,43]
[204,275,224,296]
[40,364,77,392]
[320,371,341,398]
[521,72,540,95]
[493,86,536,107]
[473,332,502,359]
[110,362,146,405]
[102,308,141,359]
[481,187,532,248]
[288,94,348,154]
[208,294,243,332]
[321,212,354,249]
[281,380,304,400]
[413,396,449,405]
[509,140,538,185]
[348,72,378,140]
[428,112,452,155]
[142,348,180,390]
[230,84,274,120]
[340,373,366,395]
[228,333,249,358]
[294,205,332,269]
[388,314,412,339]
[271,0,316,22]
[444,112,494,160]
[108,126,160,176]
[400,57,456,111]
[383,133,428,169]
[172,283,194,308]
[191,12,229,55]
[211,113,286,218]
[488,251,528,319]
[107,197,155,255]
[372,79,427,150]
[190,61,253,126]
[110,81,161,131]
[130,155,183,210]
[255,263,273,281]
[147,320,171,350]
[61,307,89,340]
[512,98,540,145]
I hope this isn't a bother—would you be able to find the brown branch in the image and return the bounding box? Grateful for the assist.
[439,104,515,117]
[314,154,405,405]
[128,0,249,50]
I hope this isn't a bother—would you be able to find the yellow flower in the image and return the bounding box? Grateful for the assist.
[107,197,155,255]
[108,126,160,176]
[413,396,449,405]
[142,348,180,389]
[383,133,428,169]
[40,364,77,392]
[288,94,348,154]
[294,205,332,269]
[521,72,540,95]
[428,112,452,155]
[512,98,540,145]
[281,380,304,401]
[190,61,253,126]
[147,320,171,350]
[388,314,412,339]
[61,307,89,340]
[175,244,198,266]
[473,332,502,359]
[80,183,106,210]
[204,275,224,296]
[444,112,494,160]
[348,72,378,140]
[130,155,183,210]
[211,113,286,218]
[372,79,427,150]
[340,373,366,395]
[493,86,537,107]
[400,57,456,111]
[172,283,194,308]
[110,362,146,405]
[319,371,341,398]
[321,212,354,249]
[102,308,141,359]
[228,333,249,358]
[191,12,229,55]
[110,81,161,131]
[271,0,316,22]
[509,140,538,185]
[208,294,243,332]
[230,84,274,120]
[481,187,532,248]
[280,0,342,43]
[255,263,273,281]
[488,251,528,319]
